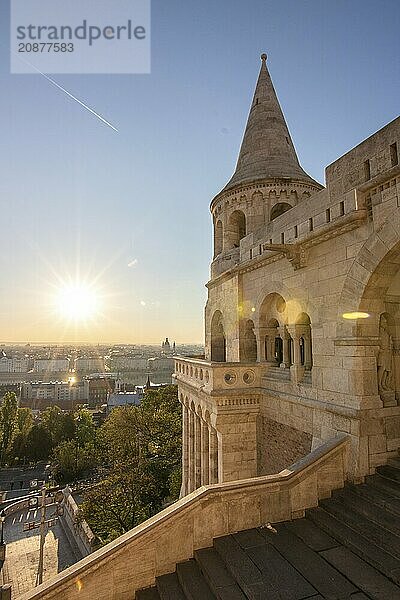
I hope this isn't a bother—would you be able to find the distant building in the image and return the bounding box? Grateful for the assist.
[74,357,105,373]
[33,359,70,373]
[147,356,175,384]
[0,356,31,373]
[107,355,148,372]
[107,388,144,413]
[20,380,89,410]
[87,375,116,407]
[161,338,171,352]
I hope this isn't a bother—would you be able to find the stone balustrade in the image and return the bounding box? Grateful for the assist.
[19,435,349,600]
[174,357,265,393]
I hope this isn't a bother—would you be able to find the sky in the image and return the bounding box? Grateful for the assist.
[0,0,399,344]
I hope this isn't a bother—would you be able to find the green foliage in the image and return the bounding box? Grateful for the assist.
[51,440,95,484]
[41,406,74,447]
[83,385,182,544]
[0,392,19,465]
[75,408,96,448]
[25,424,53,462]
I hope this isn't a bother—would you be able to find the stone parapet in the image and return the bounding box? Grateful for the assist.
[19,435,350,600]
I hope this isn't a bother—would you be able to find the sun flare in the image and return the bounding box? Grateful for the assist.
[55,283,100,321]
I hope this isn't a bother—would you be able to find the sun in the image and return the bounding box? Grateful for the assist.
[55,283,100,321]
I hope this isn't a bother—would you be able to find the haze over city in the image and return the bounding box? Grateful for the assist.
[0,0,399,343]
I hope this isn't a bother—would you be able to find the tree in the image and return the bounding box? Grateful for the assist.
[75,409,96,448]
[10,407,34,463]
[41,406,75,447]
[0,392,19,465]
[52,440,95,484]
[82,385,182,544]
[25,424,53,462]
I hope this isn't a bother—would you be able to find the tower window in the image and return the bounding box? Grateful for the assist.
[309,217,314,232]
[294,225,298,238]
[390,142,398,167]
[339,201,345,216]
[364,159,371,181]
[259,244,262,254]
[326,208,331,223]
[281,232,285,243]
[250,249,253,259]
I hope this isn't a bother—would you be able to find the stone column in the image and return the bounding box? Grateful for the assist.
[255,327,268,362]
[181,404,189,496]
[265,327,278,364]
[188,409,195,493]
[209,427,219,484]
[201,420,210,485]
[279,327,290,368]
[194,414,202,489]
[288,326,305,383]
[304,334,313,369]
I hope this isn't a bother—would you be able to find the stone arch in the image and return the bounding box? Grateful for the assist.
[226,210,246,249]
[337,212,400,410]
[259,292,288,327]
[211,310,226,362]
[338,213,400,339]
[214,219,223,257]
[270,202,292,221]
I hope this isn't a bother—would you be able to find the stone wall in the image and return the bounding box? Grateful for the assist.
[257,415,312,475]
[19,435,349,600]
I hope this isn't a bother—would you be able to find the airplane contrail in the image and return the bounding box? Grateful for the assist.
[20,57,119,132]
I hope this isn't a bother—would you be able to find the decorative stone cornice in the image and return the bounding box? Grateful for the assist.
[208,209,368,288]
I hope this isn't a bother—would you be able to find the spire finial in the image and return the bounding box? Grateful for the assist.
[261,53,267,62]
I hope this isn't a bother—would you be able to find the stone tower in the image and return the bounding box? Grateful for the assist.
[208,54,322,361]
[175,54,400,496]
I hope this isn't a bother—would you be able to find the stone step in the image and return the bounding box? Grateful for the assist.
[194,548,247,600]
[388,457,400,470]
[367,473,400,499]
[213,534,271,598]
[233,528,317,600]
[284,517,340,552]
[320,496,400,559]
[377,464,400,482]
[156,572,186,600]
[135,587,161,600]
[336,482,400,517]
[334,486,400,537]
[320,546,400,600]
[176,559,216,600]
[259,523,358,598]
[306,506,400,584]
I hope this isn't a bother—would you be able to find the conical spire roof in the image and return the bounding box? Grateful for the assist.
[221,54,320,193]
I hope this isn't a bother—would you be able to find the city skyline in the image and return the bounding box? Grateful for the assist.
[0,0,399,343]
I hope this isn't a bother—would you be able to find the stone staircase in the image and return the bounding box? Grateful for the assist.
[136,457,400,600]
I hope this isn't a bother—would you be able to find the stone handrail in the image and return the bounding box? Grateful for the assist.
[20,434,349,600]
[60,487,95,557]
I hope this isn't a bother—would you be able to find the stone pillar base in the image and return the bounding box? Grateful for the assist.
[380,390,397,407]
[290,365,305,384]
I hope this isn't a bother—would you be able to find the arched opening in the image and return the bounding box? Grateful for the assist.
[242,319,257,362]
[214,219,223,257]
[270,202,292,221]
[296,312,312,369]
[260,294,287,364]
[226,210,246,249]
[211,310,226,362]
[264,318,281,363]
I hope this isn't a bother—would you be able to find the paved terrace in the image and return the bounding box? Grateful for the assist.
[2,506,81,597]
